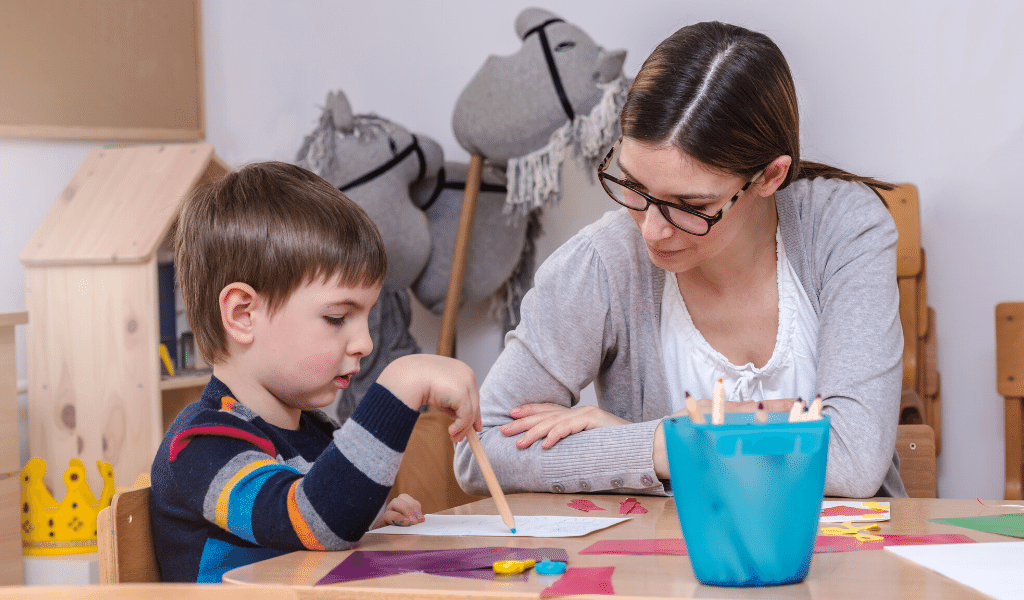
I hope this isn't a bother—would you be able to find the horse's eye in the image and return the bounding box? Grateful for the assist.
[388,138,397,154]
[554,40,576,52]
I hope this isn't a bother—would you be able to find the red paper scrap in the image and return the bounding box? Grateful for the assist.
[619,498,648,515]
[567,499,605,512]
[580,538,686,555]
[821,505,887,517]
[581,534,976,557]
[541,566,615,597]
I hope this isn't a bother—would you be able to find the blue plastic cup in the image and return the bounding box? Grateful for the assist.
[663,413,830,586]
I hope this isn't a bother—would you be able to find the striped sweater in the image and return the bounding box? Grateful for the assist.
[150,375,419,582]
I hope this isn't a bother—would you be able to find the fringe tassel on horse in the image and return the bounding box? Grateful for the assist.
[504,75,631,216]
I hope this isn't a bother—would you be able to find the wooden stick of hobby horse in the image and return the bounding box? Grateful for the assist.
[437,154,484,358]
[434,155,515,531]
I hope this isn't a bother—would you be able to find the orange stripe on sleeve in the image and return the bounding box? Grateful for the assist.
[214,459,278,529]
[287,480,326,551]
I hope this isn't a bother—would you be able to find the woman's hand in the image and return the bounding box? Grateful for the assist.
[500,403,629,450]
[373,493,424,529]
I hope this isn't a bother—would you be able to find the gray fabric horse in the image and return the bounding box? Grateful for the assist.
[295,91,438,422]
[453,7,630,215]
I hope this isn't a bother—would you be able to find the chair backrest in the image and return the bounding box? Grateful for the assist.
[895,424,937,498]
[97,487,160,583]
[995,302,1024,500]
[878,184,942,454]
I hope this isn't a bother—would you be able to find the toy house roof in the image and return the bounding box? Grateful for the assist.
[20,143,228,266]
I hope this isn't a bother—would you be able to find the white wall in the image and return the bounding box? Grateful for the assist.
[2,0,1022,499]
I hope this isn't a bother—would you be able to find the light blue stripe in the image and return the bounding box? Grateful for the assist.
[225,464,295,543]
[197,537,283,583]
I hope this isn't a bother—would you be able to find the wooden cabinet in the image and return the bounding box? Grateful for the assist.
[19,144,229,494]
[0,311,27,584]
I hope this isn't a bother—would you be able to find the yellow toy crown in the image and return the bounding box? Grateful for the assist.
[20,457,115,555]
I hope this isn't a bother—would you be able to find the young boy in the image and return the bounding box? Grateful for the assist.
[150,161,481,582]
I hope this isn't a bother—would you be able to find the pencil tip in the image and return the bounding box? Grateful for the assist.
[510,528,516,534]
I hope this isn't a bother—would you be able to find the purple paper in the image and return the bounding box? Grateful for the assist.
[317,547,569,585]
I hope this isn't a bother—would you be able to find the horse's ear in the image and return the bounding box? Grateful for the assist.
[326,90,354,134]
[515,7,560,39]
[593,48,627,84]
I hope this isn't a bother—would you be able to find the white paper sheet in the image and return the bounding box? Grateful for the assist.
[885,541,1024,600]
[368,514,630,537]
[819,500,890,523]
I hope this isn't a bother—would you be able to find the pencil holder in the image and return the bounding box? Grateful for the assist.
[664,413,830,586]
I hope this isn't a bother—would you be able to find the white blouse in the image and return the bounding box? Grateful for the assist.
[661,226,819,410]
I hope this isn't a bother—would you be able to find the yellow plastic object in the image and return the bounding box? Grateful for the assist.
[820,521,884,543]
[20,457,115,555]
[159,342,175,376]
[493,559,536,574]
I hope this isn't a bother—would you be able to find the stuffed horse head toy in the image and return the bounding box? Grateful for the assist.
[295,90,444,421]
[409,161,532,331]
[452,7,630,215]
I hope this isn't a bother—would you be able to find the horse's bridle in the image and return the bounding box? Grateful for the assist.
[338,134,427,192]
[337,132,508,212]
[522,18,575,122]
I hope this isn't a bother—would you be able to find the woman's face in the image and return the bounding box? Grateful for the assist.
[617,138,760,274]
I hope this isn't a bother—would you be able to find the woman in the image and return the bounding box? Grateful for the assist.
[454,21,906,498]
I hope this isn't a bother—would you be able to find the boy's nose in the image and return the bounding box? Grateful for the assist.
[349,323,373,357]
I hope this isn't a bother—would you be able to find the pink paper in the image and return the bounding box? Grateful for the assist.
[814,535,883,552]
[580,538,687,555]
[567,499,605,512]
[882,533,975,546]
[581,534,976,557]
[541,566,615,597]
[619,498,648,515]
[821,505,887,517]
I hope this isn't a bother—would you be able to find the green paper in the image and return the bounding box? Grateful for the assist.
[929,513,1024,538]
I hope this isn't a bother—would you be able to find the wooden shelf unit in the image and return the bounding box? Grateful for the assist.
[20,144,229,493]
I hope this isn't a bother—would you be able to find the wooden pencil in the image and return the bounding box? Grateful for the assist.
[685,392,706,424]
[788,397,805,422]
[465,431,517,533]
[755,401,768,424]
[808,394,823,420]
[712,378,725,425]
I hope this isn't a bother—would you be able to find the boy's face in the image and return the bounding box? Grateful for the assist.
[250,274,380,415]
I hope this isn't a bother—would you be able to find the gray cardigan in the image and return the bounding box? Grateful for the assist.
[454,177,906,498]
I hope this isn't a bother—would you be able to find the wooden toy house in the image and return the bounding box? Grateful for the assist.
[20,144,229,493]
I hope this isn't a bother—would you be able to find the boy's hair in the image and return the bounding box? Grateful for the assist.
[174,161,387,365]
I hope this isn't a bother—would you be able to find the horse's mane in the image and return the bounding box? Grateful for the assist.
[296,111,401,177]
[504,74,631,216]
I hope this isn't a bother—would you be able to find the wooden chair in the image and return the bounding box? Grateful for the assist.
[97,487,161,583]
[879,184,942,453]
[995,302,1024,500]
[896,424,937,498]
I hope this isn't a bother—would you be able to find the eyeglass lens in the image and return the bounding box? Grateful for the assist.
[601,178,714,235]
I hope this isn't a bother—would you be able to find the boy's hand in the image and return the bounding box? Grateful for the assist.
[373,493,424,528]
[377,354,482,442]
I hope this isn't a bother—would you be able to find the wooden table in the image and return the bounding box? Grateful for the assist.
[223,494,1023,599]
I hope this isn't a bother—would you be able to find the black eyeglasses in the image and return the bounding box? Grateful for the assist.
[597,138,761,236]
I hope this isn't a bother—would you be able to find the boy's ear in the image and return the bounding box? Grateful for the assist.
[219,282,259,345]
[754,155,792,198]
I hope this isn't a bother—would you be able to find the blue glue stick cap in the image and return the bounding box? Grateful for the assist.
[535,560,567,575]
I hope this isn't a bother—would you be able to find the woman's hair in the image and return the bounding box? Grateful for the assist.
[173,161,387,364]
[621,21,892,191]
